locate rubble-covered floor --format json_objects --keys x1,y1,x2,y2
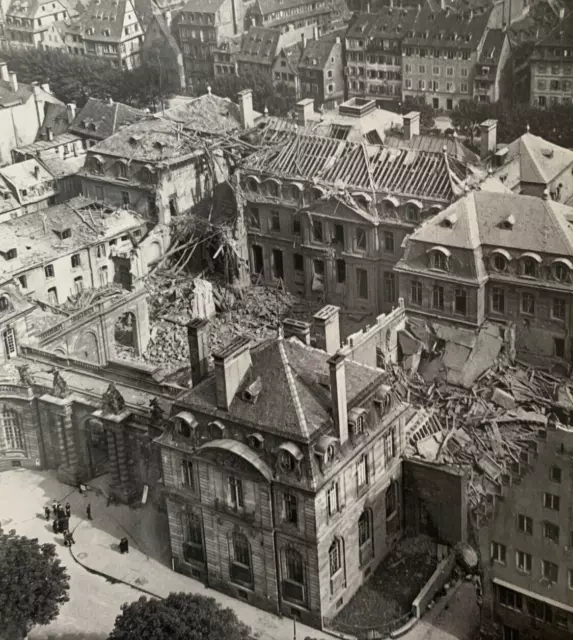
[{"x1": 333, "y1": 536, "x2": 438, "y2": 630}]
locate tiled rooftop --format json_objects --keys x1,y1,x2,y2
[{"x1": 70, "y1": 97, "x2": 147, "y2": 140}]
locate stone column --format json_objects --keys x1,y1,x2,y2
[
  {"x1": 40, "y1": 394, "x2": 78, "y2": 484},
  {"x1": 106, "y1": 430, "x2": 121, "y2": 488},
  {"x1": 115, "y1": 430, "x2": 130, "y2": 487}
]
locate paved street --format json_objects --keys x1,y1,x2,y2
[{"x1": 0, "y1": 469, "x2": 334, "y2": 640}]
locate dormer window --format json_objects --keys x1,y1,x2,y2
[
  {"x1": 246, "y1": 177, "x2": 258, "y2": 192},
  {"x1": 208, "y1": 420, "x2": 225, "y2": 439},
  {"x1": 103, "y1": 28, "x2": 110, "y2": 36},
  {"x1": 61, "y1": 228, "x2": 71, "y2": 239},
  {"x1": 405, "y1": 202, "x2": 421, "y2": 222},
  {"x1": 348, "y1": 407, "x2": 368, "y2": 438},
  {"x1": 441, "y1": 213, "x2": 457, "y2": 228},
  {"x1": 491, "y1": 250, "x2": 510, "y2": 273},
  {"x1": 242, "y1": 377, "x2": 262, "y2": 404},
  {"x1": 499, "y1": 214, "x2": 515, "y2": 230},
  {"x1": 276, "y1": 442, "x2": 303, "y2": 474},
  {"x1": 247, "y1": 433, "x2": 264, "y2": 450},
  {"x1": 141, "y1": 167, "x2": 153, "y2": 183},
  {"x1": 0, "y1": 296, "x2": 9, "y2": 312},
  {"x1": 428, "y1": 247, "x2": 450, "y2": 271},
  {"x1": 315, "y1": 435, "x2": 338, "y2": 468},
  {"x1": 5, "y1": 248, "x2": 17, "y2": 260},
  {"x1": 311, "y1": 186, "x2": 325, "y2": 201},
  {"x1": 553, "y1": 259, "x2": 571, "y2": 282},
  {"x1": 90, "y1": 157, "x2": 103, "y2": 174},
  {"x1": 88, "y1": 123, "x2": 97, "y2": 132},
  {"x1": 279, "y1": 450, "x2": 295, "y2": 472},
  {"x1": 116, "y1": 162, "x2": 127, "y2": 179},
  {"x1": 172, "y1": 411, "x2": 198, "y2": 438},
  {"x1": 267, "y1": 180, "x2": 279, "y2": 197},
  {"x1": 520, "y1": 254, "x2": 541, "y2": 278}
]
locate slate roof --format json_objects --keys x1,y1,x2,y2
[
  {"x1": 0, "y1": 159, "x2": 57, "y2": 204},
  {"x1": 0, "y1": 196, "x2": 146, "y2": 282},
  {"x1": 346, "y1": 7, "x2": 418, "y2": 39},
  {"x1": 238, "y1": 26, "x2": 281, "y2": 64},
  {"x1": 404, "y1": 191, "x2": 573, "y2": 256},
  {"x1": 40, "y1": 151, "x2": 86, "y2": 179},
  {"x1": 162, "y1": 92, "x2": 243, "y2": 133},
  {"x1": 298, "y1": 37, "x2": 335, "y2": 70},
  {"x1": 385, "y1": 133, "x2": 480, "y2": 165},
  {"x1": 536, "y1": 10, "x2": 573, "y2": 47},
  {"x1": 179, "y1": 336, "x2": 383, "y2": 441},
  {"x1": 495, "y1": 132, "x2": 573, "y2": 186},
  {"x1": 74, "y1": 0, "x2": 138, "y2": 41},
  {"x1": 478, "y1": 28, "x2": 505, "y2": 65},
  {"x1": 180, "y1": 0, "x2": 225, "y2": 12},
  {"x1": 70, "y1": 97, "x2": 147, "y2": 140},
  {"x1": 6, "y1": 0, "x2": 66, "y2": 18},
  {"x1": 0, "y1": 77, "x2": 62, "y2": 109},
  {"x1": 244, "y1": 133, "x2": 472, "y2": 201},
  {"x1": 404, "y1": 5, "x2": 491, "y2": 48},
  {"x1": 38, "y1": 103, "x2": 70, "y2": 139},
  {"x1": 15, "y1": 132, "x2": 81, "y2": 155}
]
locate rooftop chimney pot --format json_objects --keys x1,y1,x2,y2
[
  {"x1": 9, "y1": 72, "x2": 18, "y2": 93},
  {"x1": 403, "y1": 111, "x2": 420, "y2": 141},
  {"x1": 328, "y1": 352, "x2": 348, "y2": 445},
  {"x1": 213, "y1": 336, "x2": 252, "y2": 410},
  {"x1": 0, "y1": 63, "x2": 8, "y2": 82},
  {"x1": 313, "y1": 305, "x2": 340, "y2": 354},
  {"x1": 187, "y1": 318, "x2": 210, "y2": 387},
  {"x1": 237, "y1": 89, "x2": 254, "y2": 129},
  {"x1": 66, "y1": 102, "x2": 77, "y2": 124},
  {"x1": 479, "y1": 119, "x2": 497, "y2": 160},
  {"x1": 296, "y1": 98, "x2": 314, "y2": 127}
]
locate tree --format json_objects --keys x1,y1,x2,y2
[
  {"x1": 399, "y1": 96, "x2": 435, "y2": 131},
  {"x1": 450, "y1": 100, "x2": 499, "y2": 145},
  {"x1": 108, "y1": 592, "x2": 256, "y2": 640},
  {"x1": 0, "y1": 528, "x2": 70, "y2": 640}
]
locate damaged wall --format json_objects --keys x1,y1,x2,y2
[{"x1": 403, "y1": 458, "x2": 468, "y2": 546}]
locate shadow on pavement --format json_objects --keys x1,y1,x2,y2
[{"x1": 39, "y1": 633, "x2": 109, "y2": 640}]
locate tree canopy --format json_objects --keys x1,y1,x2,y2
[
  {"x1": 0, "y1": 528, "x2": 70, "y2": 640},
  {"x1": 108, "y1": 592, "x2": 256, "y2": 640},
  {"x1": 399, "y1": 96, "x2": 435, "y2": 132}
]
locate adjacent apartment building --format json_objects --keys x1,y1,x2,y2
[
  {"x1": 529, "y1": 11, "x2": 573, "y2": 108},
  {"x1": 246, "y1": 0, "x2": 349, "y2": 32},
  {"x1": 395, "y1": 189, "x2": 573, "y2": 367},
  {"x1": 158, "y1": 310, "x2": 415, "y2": 628},
  {"x1": 3, "y1": 0, "x2": 71, "y2": 48}
]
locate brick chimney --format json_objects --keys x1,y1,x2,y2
[
  {"x1": 329, "y1": 352, "x2": 348, "y2": 445},
  {"x1": 238, "y1": 89, "x2": 254, "y2": 129},
  {"x1": 314, "y1": 305, "x2": 340, "y2": 355},
  {"x1": 213, "y1": 336, "x2": 252, "y2": 410},
  {"x1": 66, "y1": 102, "x2": 77, "y2": 124},
  {"x1": 296, "y1": 98, "x2": 314, "y2": 127},
  {"x1": 403, "y1": 111, "x2": 420, "y2": 141},
  {"x1": 0, "y1": 63, "x2": 8, "y2": 82},
  {"x1": 9, "y1": 72, "x2": 18, "y2": 93},
  {"x1": 283, "y1": 318, "x2": 311, "y2": 345},
  {"x1": 480, "y1": 119, "x2": 497, "y2": 160},
  {"x1": 187, "y1": 318, "x2": 210, "y2": 386}
]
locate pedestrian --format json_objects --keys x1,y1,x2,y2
[
  {"x1": 86, "y1": 503, "x2": 92, "y2": 520},
  {"x1": 65, "y1": 502, "x2": 71, "y2": 518},
  {"x1": 56, "y1": 502, "x2": 62, "y2": 517},
  {"x1": 61, "y1": 516, "x2": 69, "y2": 533},
  {"x1": 119, "y1": 538, "x2": 125, "y2": 554},
  {"x1": 123, "y1": 537, "x2": 129, "y2": 554},
  {"x1": 63, "y1": 532, "x2": 70, "y2": 547},
  {"x1": 78, "y1": 483, "x2": 84, "y2": 496},
  {"x1": 44, "y1": 506, "x2": 51, "y2": 520},
  {"x1": 68, "y1": 531, "x2": 75, "y2": 546},
  {"x1": 52, "y1": 500, "x2": 57, "y2": 516},
  {"x1": 52, "y1": 519, "x2": 59, "y2": 534}
]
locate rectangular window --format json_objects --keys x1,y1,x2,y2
[
  {"x1": 356, "y1": 228, "x2": 367, "y2": 251},
  {"x1": 249, "y1": 207, "x2": 260, "y2": 229},
  {"x1": 542, "y1": 560, "x2": 559, "y2": 582},
  {"x1": 271, "y1": 249, "x2": 284, "y2": 280},
  {"x1": 553, "y1": 297, "x2": 566, "y2": 319},
  {"x1": 492, "y1": 287, "x2": 505, "y2": 313},
  {"x1": 498, "y1": 586, "x2": 523, "y2": 611},
  {"x1": 96, "y1": 244, "x2": 106, "y2": 259},
  {"x1": 228, "y1": 476, "x2": 244, "y2": 509},
  {"x1": 550, "y1": 466, "x2": 562, "y2": 483},
  {"x1": 544, "y1": 492, "x2": 560, "y2": 511},
  {"x1": 45, "y1": 264, "x2": 55, "y2": 279},
  {"x1": 384, "y1": 230, "x2": 394, "y2": 252},
  {"x1": 327, "y1": 482, "x2": 339, "y2": 515},
  {"x1": 383, "y1": 272, "x2": 395, "y2": 303},
  {"x1": 99, "y1": 266, "x2": 109, "y2": 285},
  {"x1": 432, "y1": 285, "x2": 444, "y2": 310},
  {"x1": 521, "y1": 292, "x2": 535, "y2": 315},
  {"x1": 73, "y1": 276, "x2": 83, "y2": 293},
  {"x1": 313, "y1": 260, "x2": 325, "y2": 291},
  {"x1": 47, "y1": 287, "x2": 58, "y2": 306},
  {"x1": 461, "y1": 83, "x2": 468, "y2": 93},
  {"x1": 554, "y1": 337, "x2": 565, "y2": 358},
  {"x1": 334, "y1": 224, "x2": 344, "y2": 245},
  {"x1": 516, "y1": 550, "x2": 532, "y2": 573},
  {"x1": 433, "y1": 65, "x2": 440, "y2": 75},
  {"x1": 312, "y1": 220, "x2": 323, "y2": 243},
  {"x1": 283, "y1": 493, "x2": 298, "y2": 525},
  {"x1": 18, "y1": 275, "x2": 27, "y2": 289},
  {"x1": 270, "y1": 210, "x2": 280, "y2": 232},
  {"x1": 454, "y1": 289, "x2": 467, "y2": 316},
  {"x1": 384, "y1": 427, "x2": 396, "y2": 461},
  {"x1": 491, "y1": 541, "x2": 506, "y2": 564},
  {"x1": 336, "y1": 259, "x2": 346, "y2": 284},
  {"x1": 357, "y1": 454, "x2": 368, "y2": 488},
  {"x1": 181, "y1": 459, "x2": 194, "y2": 489},
  {"x1": 292, "y1": 217, "x2": 301, "y2": 235},
  {"x1": 543, "y1": 521, "x2": 560, "y2": 543},
  {"x1": 293, "y1": 253, "x2": 304, "y2": 272},
  {"x1": 121, "y1": 191, "x2": 130, "y2": 205},
  {"x1": 71, "y1": 254, "x2": 81, "y2": 269},
  {"x1": 355, "y1": 268, "x2": 368, "y2": 300},
  {"x1": 411, "y1": 280, "x2": 422, "y2": 305},
  {"x1": 517, "y1": 514, "x2": 533, "y2": 534}
]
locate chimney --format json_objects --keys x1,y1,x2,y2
[
  {"x1": 328, "y1": 353, "x2": 348, "y2": 445},
  {"x1": 66, "y1": 102, "x2": 77, "y2": 124},
  {"x1": 187, "y1": 318, "x2": 210, "y2": 386},
  {"x1": 0, "y1": 63, "x2": 9, "y2": 82},
  {"x1": 440, "y1": 0, "x2": 446, "y2": 9},
  {"x1": 314, "y1": 305, "x2": 340, "y2": 355},
  {"x1": 301, "y1": 32, "x2": 306, "y2": 50},
  {"x1": 34, "y1": 165, "x2": 40, "y2": 179},
  {"x1": 336, "y1": 35, "x2": 341, "y2": 44},
  {"x1": 41, "y1": 82, "x2": 50, "y2": 93},
  {"x1": 296, "y1": 98, "x2": 314, "y2": 127},
  {"x1": 480, "y1": 119, "x2": 497, "y2": 160},
  {"x1": 46, "y1": 128, "x2": 54, "y2": 141},
  {"x1": 165, "y1": 9, "x2": 172, "y2": 27},
  {"x1": 237, "y1": 89, "x2": 254, "y2": 129},
  {"x1": 313, "y1": 25, "x2": 318, "y2": 40},
  {"x1": 403, "y1": 111, "x2": 420, "y2": 141},
  {"x1": 213, "y1": 336, "x2": 252, "y2": 410},
  {"x1": 283, "y1": 318, "x2": 311, "y2": 345},
  {"x1": 9, "y1": 72, "x2": 18, "y2": 93},
  {"x1": 543, "y1": 188, "x2": 550, "y2": 201}
]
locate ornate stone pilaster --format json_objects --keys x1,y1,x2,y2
[{"x1": 40, "y1": 394, "x2": 78, "y2": 485}]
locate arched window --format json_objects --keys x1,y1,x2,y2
[
  {"x1": 0, "y1": 296, "x2": 9, "y2": 312},
  {"x1": 230, "y1": 532, "x2": 252, "y2": 586},
  {"x1": 553, "y1": 260, "x2": 570, "y2": 282},
  {"x1": 492, "y1": 253, "x2": 508, "y2": 272},
  {"x1": 141, "y1": 167, "x2": 153, "y2": 183},
  {"x1": 182, "y1": 512, "x2": 204, "y2": 564},
  {"x1": 406, "y1": 204, "x2": 420, "y2": 222},
  {"x1": 279, "y1": 449, "x2": 295, "y2": 472},
  {"x1": 283, "y1": 548, "x2": 305, "y2": 603},
  {"x1": 430, "y1": 249, "x2": 448, "y2": 271},
  {"x1": 0, "y1": 407, "x2": 24, "y2": 451},
  {"x1": 520, "y1": 256, "x2": 540, "y2": 278},
  {"x1": 329, "y1": 538, "x2": 341, "y2": 576},
  {"x1": 90, "y1": 157, "x2": 103, "y2": 174},
  {"x1": 116, "y1": 162, "x2": 127, "y2": 178},
  {"x1": 311, "y1": 186, "x2": 324, "y2": 201},
  {"x1": 246, "y1": 177, "x2": 258, "y2": 192},
  {"x1": 267, "y1": 180, "x2": 279, "y2": 197}
]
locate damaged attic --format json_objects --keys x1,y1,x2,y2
[{"x1": 3, "y1": 87, "x2": 573, "y2": 640}]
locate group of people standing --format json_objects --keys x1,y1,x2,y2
[{"x1": 45, "y1": 501, "x2": 75, "y2": 547}]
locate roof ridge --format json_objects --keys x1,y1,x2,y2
[{"x1": 278, "y1": 339, "x2": 310, "y2": 439}]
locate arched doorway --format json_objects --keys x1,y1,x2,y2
[
  {"x1": 74, "y1": 331, "x2": 101, "y2": 364},
  {"x1": 86, "y1": 418, "x2": 108, "y2": 478},
  {"x1": 113, "y1": 311, "x2": 138, "y2": 357}
]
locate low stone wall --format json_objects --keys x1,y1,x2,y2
[{"x1": 411, "y1": 552, "x2": 457, "y2": 619}]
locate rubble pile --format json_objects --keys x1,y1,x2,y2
[
  {"x1": 390, "y1": 357, "x2": 563, "y2": 514},
  {"x1": 143, "y1": 274, "x2": 320, "y2": 368}
]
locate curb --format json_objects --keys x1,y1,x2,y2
[{"x1": 68, "y1": 544, "x2": 164, "y2": 601}]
